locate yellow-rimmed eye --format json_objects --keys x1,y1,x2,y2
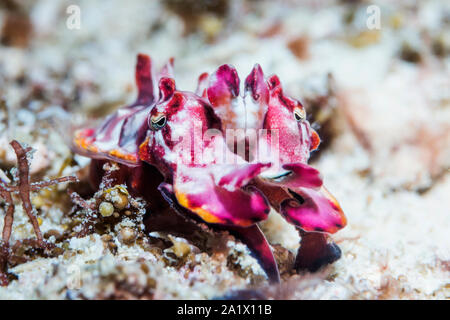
[
  {"x1": 294, "y1": 107, "x2": 306, "y2": 122},
  {"x1": 150, "y1": 114, "x2": 167, "y2": 130}
]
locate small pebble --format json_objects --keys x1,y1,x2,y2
[
  {"x1": 44, "y1": 229, "x2": 61, "y2": 241},
  {"x1": 119, "y1": 227, "x2": 137, "y2": 245},
  {"x1": 400, "y1": 42, "x2": 422, "y2": 63},
  {"x1": 112, "y1": 192, "x2": 128, "y2": 210},
  {"x1": 99, "y1": 202, "x2": 114, "y2": 217},
  {"x1": 169, "y1": 236, "x2": 191, "y2": 258},
  {"x1": 101, "y1": 234, "x2": 113, "y2": 242}
]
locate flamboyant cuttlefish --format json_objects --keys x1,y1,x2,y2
[{"x1": 73, "y1": 54, "x2": 347, "y2": 283}]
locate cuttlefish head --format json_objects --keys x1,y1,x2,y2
[
  {"x1": 139, "y1": 77, "x2": 271, "y2": 227},
  {"x1": 198, "y1": 63, "x2": 320, "y2": 176},
  {"x1": 257, "y1": 74, "x2": 320, "y2": 179},
  {"x1": 72, "y1": 54, "x2": 176, "y2": 166},
  {"x1": 254, "y1": 74, "x2": 346, "y2": 234},
  {"x1": 139, "y1": 77, "x2": 222, "y2": 173}
]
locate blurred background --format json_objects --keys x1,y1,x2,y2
[{"x1": 0, "y1": 0, "x2": 448, "y2": 299}]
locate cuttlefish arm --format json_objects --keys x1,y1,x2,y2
[
  {"x1": 252, "y1": 176, "x2": 345, "y2": 272},
  {"x1": 261, "y1": 162, "x2": 346, "y2": 234},
  {"x1": 206, "y1": 64, "x2": 241, "y2": 129},
  {"x1": 280, "y1": 186, "x2": 346, "y2": 234},
  {"x1": 225, "y1": 224, "x2": 280, "y2": 283},
  {"x1": 173, "y1": 163, "x2": 271, "y2": 227},
  {"x1": 267, "y1": 163, "x2": 323, "y2": 189}
]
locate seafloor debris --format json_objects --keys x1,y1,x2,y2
[
  {"x1": 164, "y1": 0, "x2": 229, "y2": 37},
  {"x1": 288, "y1": 35, "x2": 310, "y2": 60},
  {"x1": 0, "y1": 1, "x2": 33, "y2": 48},
  {"x1": 0, "y1": 140, "x2": 78, "y2": 285},
  {"x1": 68, "y1": 162, "x2": 147, "y2": 242},
  {"x1": 399, "y1": 41, "x2": 422, "y2": 64},
  {"x1": 432, "y1": 31, "x2": 450, "y2": 58}
]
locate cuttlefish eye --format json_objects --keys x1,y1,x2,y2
[
  {"x1": 294, "y1": 107, "x2": 306, "y2": 122},
  {"x1": 150, "y1": 114, "x2": 167, "y2": 130}
]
